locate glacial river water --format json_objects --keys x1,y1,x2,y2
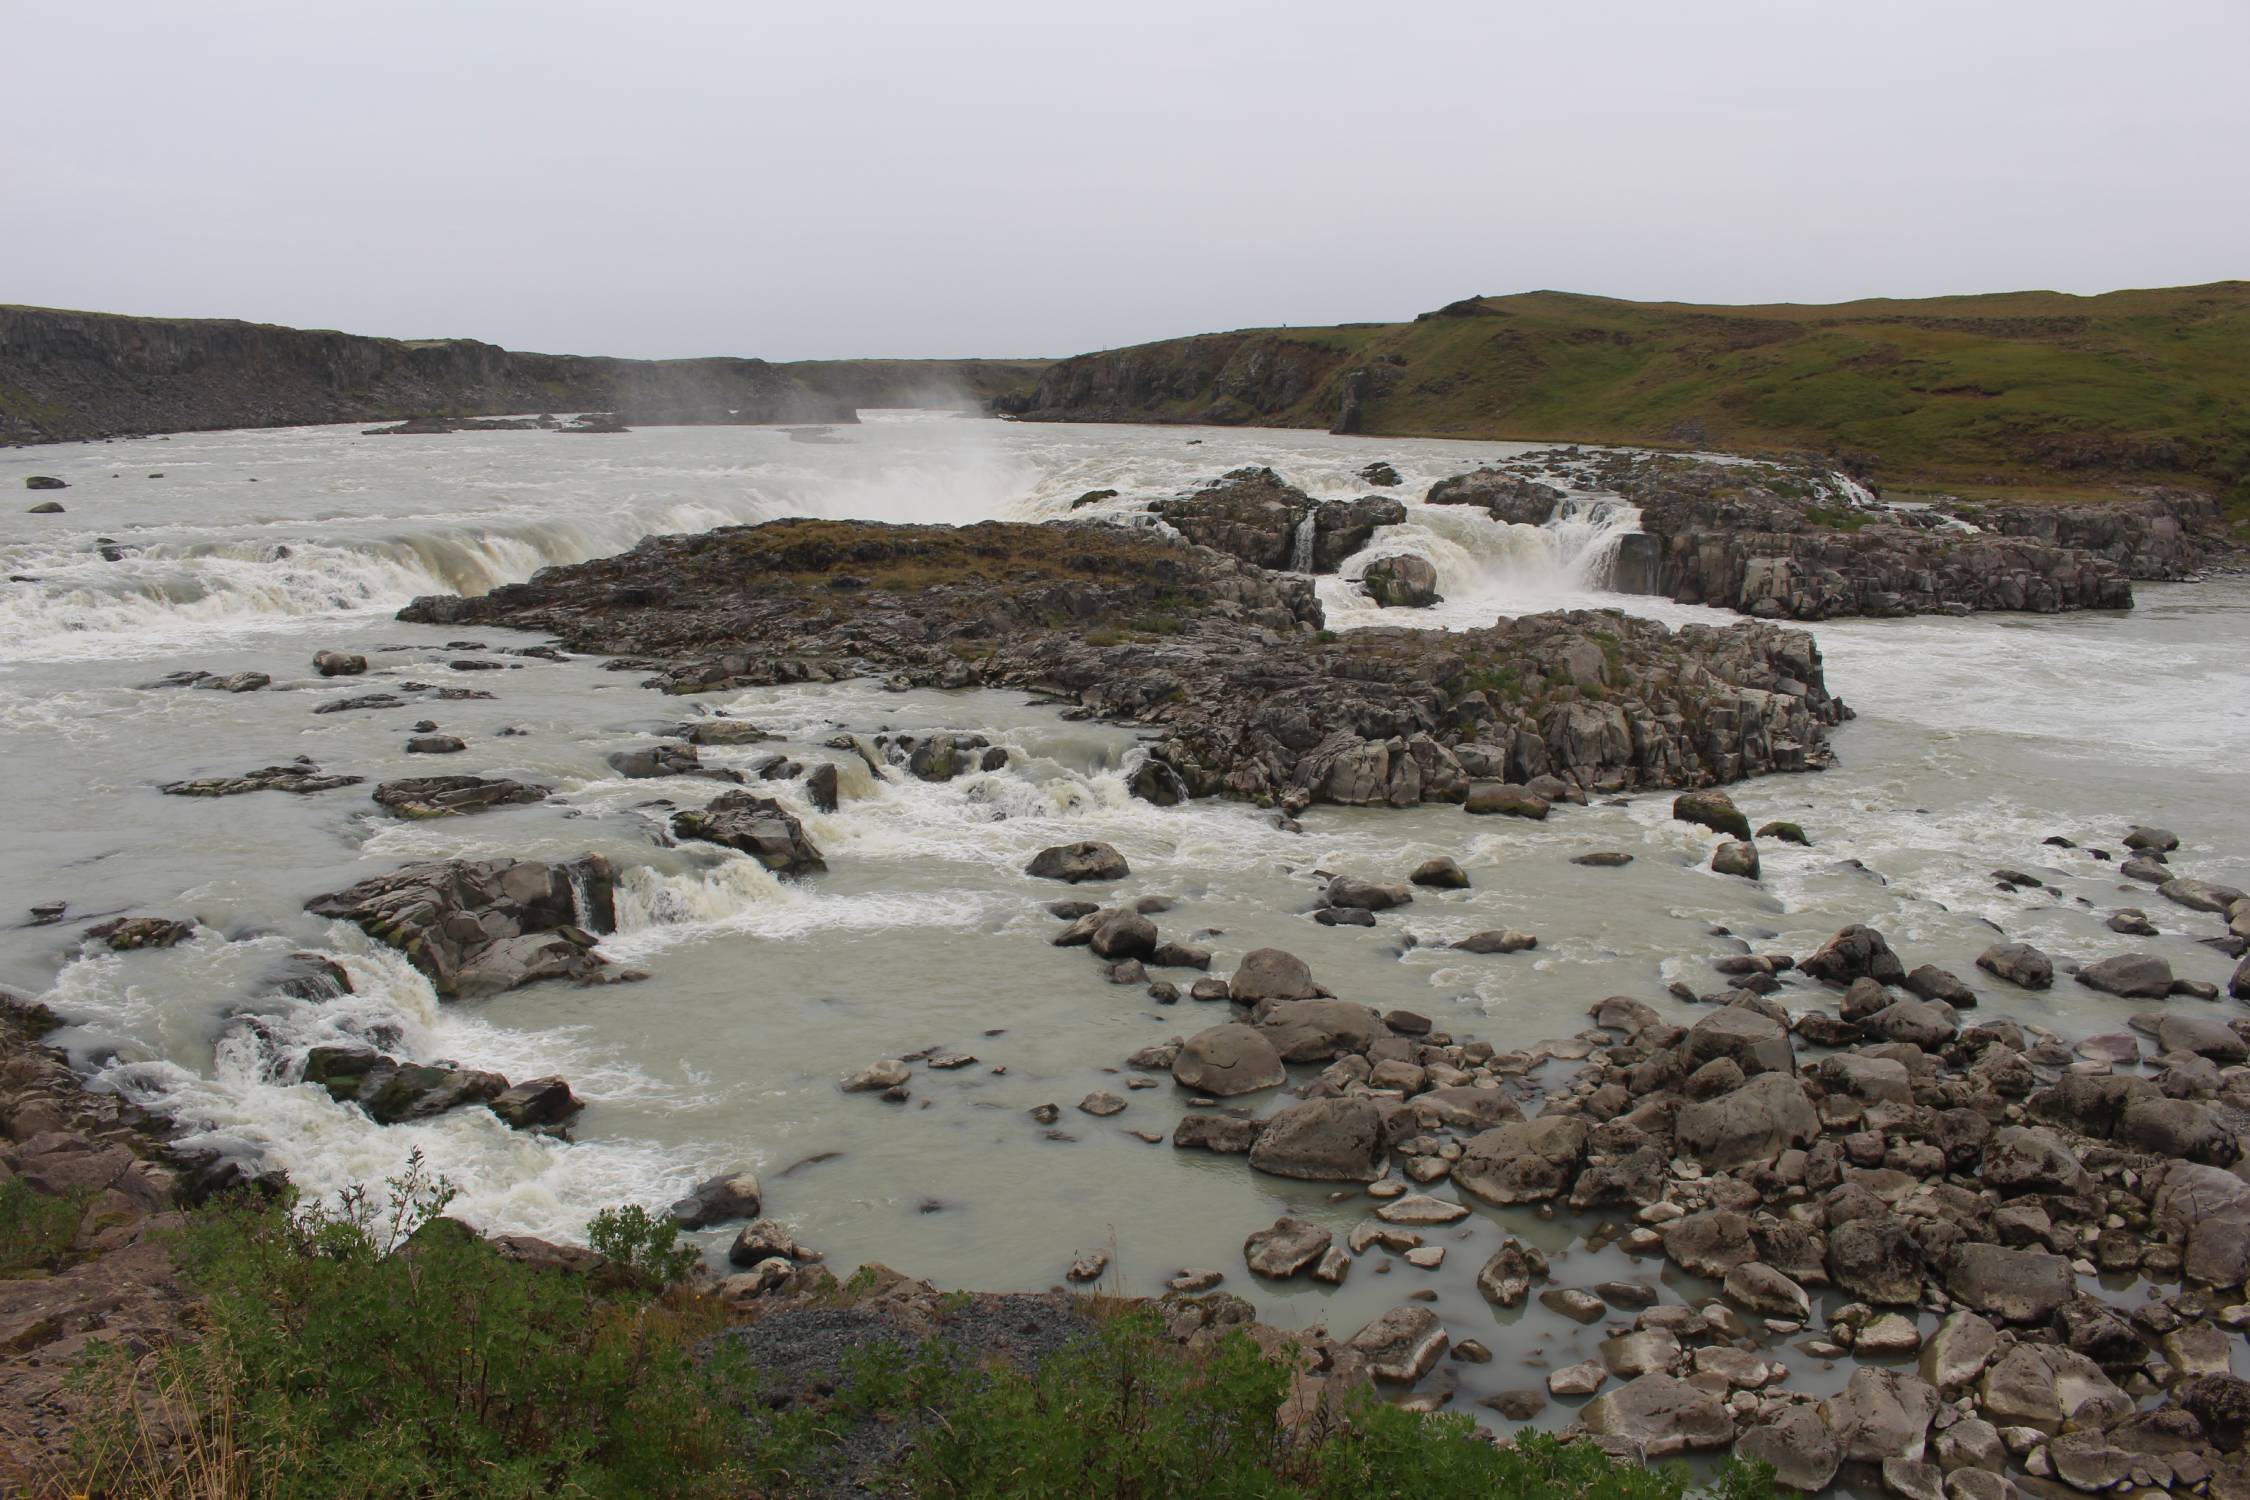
[{"x1": 3, "y1": 413, "x2": 2246, "y2": 1418}]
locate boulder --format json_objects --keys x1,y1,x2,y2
[
  {"x1": 1171, "y1": 1025, "x2": 1287, "y2": 1096},
  {"x1": 1244, "y1": 1217, "x2": 1331, "y2": 1278},
  {"x1": 1464, "y1": 784, "x2": 1550, "y2": 819},
  {"x1": 1981, "y1": 1126, "x2": 2091, "y2": 1196},
  {"x1": 1661, "y1": 1211, "x2": 1756, "y2": 1280},
  {"x1": 1674, "y1": 1072, "x2": 1817, "y2": 1170},
  {"x1": 672, "y1": 791, "x2": 826, "y2": 875},
  {"x1": 1673, "y1": 790, "x2": 1751, "y2": 840},
  {"x1": 1977, "y1": 1344, "x2": 2128, "y2": 1434},
  {"x1": 1025, "y1": 841, "x2": 1129, "y2": 883},
  {"x1": 313, "y1": 650, "x2": 367, "y2": 677},
  {"x1": 1089, "y1": 910, "x2": 1159, "y2": 960},
  {"x1": 1453, "y1": 1115, "x2": 1589, "y2": 1206},
  {"x1": 1975, "y1": 942, "x2": 2053, "y2": 990},
  {"x1": 1475, "y1": 1238, "x2": 1548, "y2": 1308},
  {"x1": 2075, "y1": 952, "x2": 2175, "y2": 998},
  {"x1": 1943, "y1": 1243, "x2": 2073, "y2": 1323},
  {"x1": 1800, "y1": 924, "x2": 1907, "y2": 986},
  {"x1": 1738, "y1": 1403, "x2": 1844, "y2": 1492},
  {"x1": 1722, "y1": 1261, "x2": 1810, "y2": 1320},
  {"x1": 488, "y1": 1076, "x2": 582, "y2": 1130},
  {"x1": 1346, "y1": 1306, "x2": 1448, "y2": 1382},
  {"x1": 1827, "y1": 1219, "x2": 1924, "y2": 1305},
  {"x1": 304, "y1": 857, "x2": 615, "y2": 998},
  {"x1": 1579, "y1": 1374, "x2": 1737, "y2": 1458},
  {"x1": 2161, "y1": 877, "x2": 2247, "y2": 914},
  {"x1": 1360, "y1": 554, "x2": 1443, "y2": 609},
  {"x1": 1247, "y1": 1097, "x2": 1390, "y2": 1182},
  {"x1": 1253, "y1": 998, "x2": 1386, "y2": 1061},
  {"x1": 1710, "y1": 840, "x2": 1761, "y2": 879},
  {"x1": 1228, "y1": 948, "x2": 1319, "y2": 1003},
  {"x1": 670, "y1": 1169, "x2": 763, "y2": 1227},
  {"x1": 1326, "y1": 875, "x2": 1412, "y2": 911},
  {"x1": 1904, "y1": 964, "x2": 1976, "y2": 1006},
  {"x1": 1820, "y1": 1367, "x2": 1939, "y2": 1464},
  {"x1": 1683, "y1": 1005, "x2": 1795, "y2": 1076},
  {"x1": 1918, "y1": 1311, "x2": 2000, "y2": 1396},
  {"x1": 1451, "y1": 929, "x2": 1537, "y2": 954},
  {"x1": 1408, "y1": 856, "x2": 1468, "y2": 889}
]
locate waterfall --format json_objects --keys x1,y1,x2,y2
[
  {"x1": 1543, "y1": 497, "x2": 1645, "y2": 590},
  {"x1": 1290, "y1": 514, "x2": 1318, "y2": 573}
]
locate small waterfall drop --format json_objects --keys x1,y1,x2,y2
[{"x1": 1290, "y1": 514, "x2": 1317, "y2": 573}]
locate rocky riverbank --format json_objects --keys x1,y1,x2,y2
[
  {"x1": 399, "y1": 516, "x2": 1847, "y2": 808},
  {"x1": 1410, "y1": 451, "x2": 2242, "y2": 621}
]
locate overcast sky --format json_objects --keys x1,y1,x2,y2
[{"x1": 5, "y1": 0, "x2": 2245, "y2": 360}]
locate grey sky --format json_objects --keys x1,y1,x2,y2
[{"x1": 6, "y1": 0, "x2": 2245, "y2": 360}]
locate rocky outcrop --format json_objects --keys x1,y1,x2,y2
[
  {"x1": 400, "y1": 518, "x2": 1849, "y2": 809},
  {"x1": 304, "y1": 857, "x2": 618, "y2": 998},
  {"x1": 1567, "y1": 453, "x2": 2238, "y2": 620},
  {"x1": 1149, "y1": 467, "x2": 1404, "y2": 573},
  {"x1": 371, "y1": 775, "x2": 549, "y2": 818},
  {"x1": 671, "y1": 792, "x2": 826, "y2": 875}
]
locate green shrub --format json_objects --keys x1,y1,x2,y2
[
  {"x1": 74, "y1": 1153, "x2": 741, "y2": 1499},
  {"x1": 587, "y1": 1203, "x2": 701, "y2": 1286}
]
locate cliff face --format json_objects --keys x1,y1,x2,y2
[
  {"x1": 0, "y1": 306, "x2": 867, "y2": 442},
  {"x1": 1000, "y1": 331, "x2": 1355, "y2": 428}
]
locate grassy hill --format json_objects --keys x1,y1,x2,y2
[{"x1": 1006, "y1": 282, "x2": 2250, "y2": 507}]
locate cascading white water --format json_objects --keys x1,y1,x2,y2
[
  {"x1": 1322, "y1": 491, "x2": 1657, "y2": 629},
  {"x1": 1290, "y1": 514, "x2": 1317, "y2": 572}
]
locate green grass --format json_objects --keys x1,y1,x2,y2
[
  {"x1": 1007, "y1": 282, "x2": 2250, "y2": 506},
  {"x1": 59, "y1": 1155, "x2": 1777, "y2": 1500},
  {"x1": 0, "y1": 1177, "x2": 81, "y2": 1276}
]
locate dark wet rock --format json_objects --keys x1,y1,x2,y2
[
  {"x1": 1247, "y1": 1097, "x2": 1390, "y2": 1182},
  {"x1": 303, "y1": 1046, "x2": 507, "y2": 1124},
  {"x1": 83, "y1": 916, "x2": 193, "y2": 950},
  {"x1": 1903, "y1": 964, "x2": 1975, "y2": 1006},
  {"x1": 162, "y1": 762, "x2": 364, "y2": 797},
  {"x1": 406, "y1": 735, "x2": 467, "y2": 754},
  {"x1": 1978, "y1": 1344, "x2": 2128, "y2": 1434},
  {"x1": 372, "y1": 775, "x2": 549, "y2": 818},
  {"x1": 672, "y1": 791, "x2": 826, "y2": 875},
  {"x1": 1674, "y1": 790, "x2": 1752, "y2": 841},
  {"x1": 1464, "y1": 784, "x2": 1549, "y2": 819},
  {"x1": 1426, "y1": 468, "x2": 1564, "y2": 526},
  {"x1": 1800, "y1": 924, "x2": 1907, "y2": 986},
  {"x1": 1709, "y1": 840, "x2": 1759, "y2": 879},
  {"x1": 1172, "y1": 1025, "x2": 1285, "y2": 1096},
  {"x1": 606, "y1": 742, "x2": 741, "y2": 782},
  {"x1": 1089, "y1": 910, "x2": 1158, "y2": 960},
  {"x1": 1452, "y1": 929, "x2": 1536, "y2": 954},
  {"x1": 1326, "y1": 875, "x2": 1412, "y2": 911},
  {"x1": 1127, "y1": 757, "x2": 1188, "y2": 806},
  {"x1": 25, "y1": 498, "x2": 64, "y2": 513},
  {"x1": 1359, "y1": 462, "x2": 1400, "y2": 488},
  {"x1": 1025, "y1": 841, "x2": 1129, "y2": 883},
  {"x1": 489, "y1": 1076, "x2": 583, "y2": 1130},
  {"x1": 671, "y1": 1169, "x2": 763, "y2": 1228},
  {"x1": 1573, "y1": 851, "x2": 1635, "y2": 867},
  {"x1": 1981, "y1": 1126, "x2": 2091, "y2": 1195},
  {"x1": 313, "y1": 692, "x2": 406, "y2": 714},
  {"x1": 313, "y1": 650, "x2": 367, "y2": 677},
  {"x1": 1757, "y1": 820, "x2": 1810, "y2": 846},
  {"x1": 803, "y1": 761, "x2": 842, "y2": 813},
  {"x1": 1821, "y1": 1366, "x2": 1939, "y2": 1464},
  {"x1": 1408, "y1": 855, "x2": 1468, "y2": 889},
  {"x1": 268, "y1": 951, "x2": 353, "y2": 1001},
  {"x1": 25, "y1": 475, "x2": 68, "y2": 490},
  {"x1": 1859, "y1": 997, "x2": 1958, "y2": 1049},
  {"x1": 1975, "y1": 942, "x2": 2053, "y2": 990},
  {"x1": 2076, "y1": 952, "x2": 2175, "y2": 998},
  {"x1": 304, "y1": 856, "x2": 615, "y2": 998},
  {"x1": 1360, "y1": 554, "x2": 1442, "y2": 609},
  {"x1": 675, "y1": 718, "x2": 772, "y2": 746},
  {"x1": 1252, "y1": 998, "x2": 1386, "y2": 1062}
]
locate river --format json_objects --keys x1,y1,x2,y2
[{"x1": 4, "y1": 411, "x2": 2246, "y2": 1418}]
